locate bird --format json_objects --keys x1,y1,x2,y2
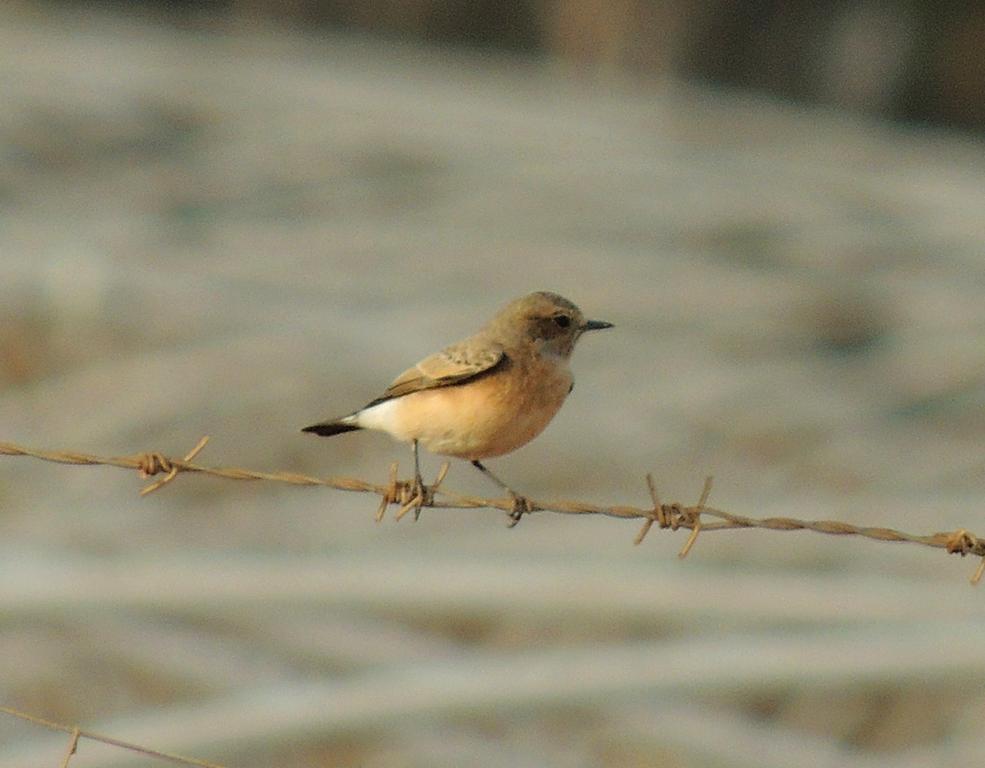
[{"x1": 302, "y1": 291, "x2": 613, "y2": 523}]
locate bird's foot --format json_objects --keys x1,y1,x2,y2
[
  {"x1": 411, "y1": 474, "x2": 431, "y2": 521},
  {"x1": 388, "y1": 462, "x2": 449, "y2": 522},
  {"x1": 506, "y1": 492, "x2": 533, "y2": 528},
  {"x1": 394, "y1": 474, "x2": 432, "y2": 521}
]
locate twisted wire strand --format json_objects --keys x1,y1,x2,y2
[
  {"x1": 1, "y1": 437, "x2": 983, "y2": 584},
  {"x1": 2, "y1": 435, "x2": 984, "y2": 766},
  {"x1": 0, "y1": 705, "x2": 227, "y2": 768}
]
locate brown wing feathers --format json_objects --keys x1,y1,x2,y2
[{"x1": 301, "y1": 340, "x2": 505, "y2": 436}]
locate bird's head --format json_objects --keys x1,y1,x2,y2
[{"x1": 492, "y1": 291, "x2": 613, "y2": 359}]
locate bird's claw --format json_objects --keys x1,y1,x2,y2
[
  {"x1": 506, "y1": 493, "x2": 532, "y2": 527},
  {"x1": 384, "y1": 461, "x2": 448, "y2": 523},
  {"x1": 412, "y1": 476, "x2": 430, "y2": 521},
  {"x1": 395, "y1": 475, "x2": 432, "y2": 521}
]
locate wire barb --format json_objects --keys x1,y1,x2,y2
[
  {"x1": 944, "y1": 529, "x2": 985, "y2": 585},
  {"x1": 633, "y1": 473, "x2": 661, "y2": 545},
  {"x1": 59, "y1": 726, "x2": 80, "y2": 768},
  {"x1": 677, "y1": 476, "x2": 713, "y2": 559},
  {"x1": 377, "y1": 462, "x2": 401, "y2": 522},
  {"x1": 0, "y1": 705, "x2": 229, "y2": 768},
  {"x1": 1, "y1": 438, "x2": 984, "y2": 584},
  {"x1": 389, "y1": 461, "x2": 450, "y2": 522},
  {"x1": 138, "y1": 435, "x2": 210, "y2": 496}
]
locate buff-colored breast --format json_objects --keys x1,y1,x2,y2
[{"x1": 384, "y1": 354, "x2": 573, "y2": 459}]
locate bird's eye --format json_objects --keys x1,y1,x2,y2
[{"x1": 553, "y1": 314, "x2": 571, "y2": 328}]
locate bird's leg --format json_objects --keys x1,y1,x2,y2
[
  {"x1": 393, "y1": 441, "x2": 445, "y2": 522},
  {"x1": 411, "y1": 439, "x2": 426, "y2": 521},
  {"x1": 470, "y1": 460, "x2": 532, "y2": 527}
]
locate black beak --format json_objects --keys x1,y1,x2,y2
[{"x1": 581, "y1": 319, "x2": 614, "y2": 332}]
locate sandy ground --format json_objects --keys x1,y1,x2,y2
[{"x1": 1, "y1": 5, "x2": 985, "y2": 767}]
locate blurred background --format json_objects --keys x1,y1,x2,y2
[{"x1": 2, "y1": 1, "x2": 985, "y2": 766}]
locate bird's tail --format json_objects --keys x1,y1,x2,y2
[{"x1": 301, "y1": 416, "x2": 361, "y2": 437}]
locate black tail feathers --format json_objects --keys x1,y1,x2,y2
[{"x1": 301, "y1": 420, "x2": 361, "y2": 437}]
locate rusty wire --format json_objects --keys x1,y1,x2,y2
[
  {"x1": 0, "y1": 705, "x2": 228, "y2": 768},
  {"x1": 2, "y1": 436, "x2": 984, "y2": 767},
  {"x1": 1, "y1": 436, "x2": 984, "y2": 584}
]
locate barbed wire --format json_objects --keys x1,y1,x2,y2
[
  {"x1": 0, "y1": 704, "x2": 228, "y2": 768},
  {"x1": 2, "y1": 436, "x2": 984, "y2": 584},
  {"x1": 2, "y1": 435, "x2": 983, "y2": 767}
]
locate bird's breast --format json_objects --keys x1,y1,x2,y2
[{"x1": 385, "y1": 353, "x2": 573, "y2": 459}]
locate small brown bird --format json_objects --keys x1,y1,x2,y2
[{"x1": 303, "y1": 291, "x2": 612, "y2": 522}]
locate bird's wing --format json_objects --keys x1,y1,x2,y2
[{"x1": 376, "y1": 339, "x2": 505, "y2": 401}]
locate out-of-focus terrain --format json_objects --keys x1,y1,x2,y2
[{"x1": 1, "y1": 4, "x2": 985, "y2": 767}]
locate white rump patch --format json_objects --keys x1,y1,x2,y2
[{"x1": 353, "y1": 398, "x2": 399, "y2": 432}]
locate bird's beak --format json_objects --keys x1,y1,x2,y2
[{"x1": 581, "y1": 319, "x2": 614, "y2": 332}]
